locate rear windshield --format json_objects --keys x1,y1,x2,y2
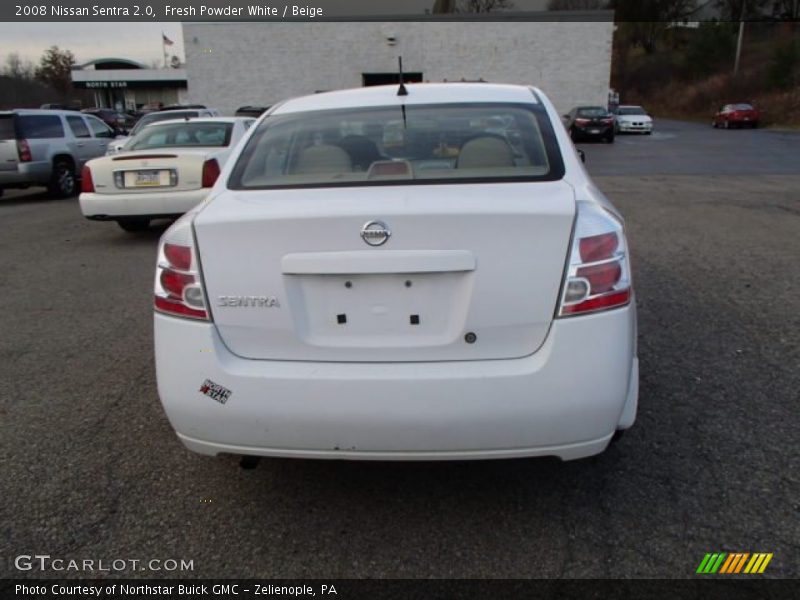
[
  {"x1": 127, "y1": 122, "x2": 233, "y2": 150},
  {"x1": 0, "y1": 115, "x2": 15, "y2": 139},
  {"x1": 130, "y1": 111, "x2": 200, "y2": 135},
  {"x1": 16, "y1": 115, "x2": 65, "y2": 138},
  {"x1": 577, "y1": 107, "x2": 609, "y2": 117},
  {"x1": 732, "y1": 103, "x2": 754, "y2": 110},
  {"x1": 229, "y1": 103, "x2": 564, "y2": 189}
]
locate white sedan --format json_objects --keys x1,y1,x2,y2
[
  {"x1": 79, "y1": 117, "x2": 254, "y2": 232},
  {"x1": 614, "y1": 105, "x2": 653, "y2": 134},
  {"x1": 154, "y1": 84, "x2": 638, "y2": 462}
]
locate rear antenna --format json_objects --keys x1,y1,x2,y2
[{"x1": 397, "y1": 57, "x2": 408, "y2": 97}]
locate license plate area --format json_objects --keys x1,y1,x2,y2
[
  {"x1": 123, "y1": 169, "x2": 174, "y2": 188},
  {"x1": 285, "y1": 272, "x2": 473, "y2": 348}
]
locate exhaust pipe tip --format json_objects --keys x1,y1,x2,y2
[{"x1": 239, "y1": 455, "x2": 260, "y2": 470}]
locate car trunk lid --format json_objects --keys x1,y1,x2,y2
[
  {"x1": 194, "y1": 181, "x2": 576, "y2": 362},
  {"x1": 90, "y1": 149, "x2": 214, "y2": 193}
]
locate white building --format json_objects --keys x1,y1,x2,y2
[
  {"x1": 71, "y1": 58, "x2": 188, "y2": 111},
  {"x1": 183, "y1": 16, "x2": 615, "y2": 115}
]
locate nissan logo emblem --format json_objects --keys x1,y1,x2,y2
[{"x1": 360, "y1": 220, "x2": 391, "y2": 247}]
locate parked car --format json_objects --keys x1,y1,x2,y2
[
  {"x1": 0, "y1": 109, "x2": 114, "y2": 198},
  {"x1": 713, "y1": 103, "x2": 760, "y2": 129},
  {"x1": 613, "y1": 105, "x2": 653, "y2": 134},
  {"x1": 105, "y1": 108, "x2": 220, "y2": 155},
  {"x1": 235, "y1": 105, "x2": 271, "y2": 118},
  {"x1": 79, "y1": 117, "x2": 254, "y2": 231},
  {"x1": 82, "y1": 108, "x2": 135, "y2": 135},
  {"x1": 562, "y1": 106, "x2": 615, "y2": 143},
  {"x1": 153, "y1": 83, "x2": 638, "y2": 463}
]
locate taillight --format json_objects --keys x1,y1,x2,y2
[
  {"x1": 154, "y1": 219, "x2": 209, "y2": 320},
  {"x1": 81, "y1": 165, "x2": 95, "y2": 193},
  {"x1": 575, "y1": 118, "x2": 590, "y2": 125},
  {"x1": 201, "y1": 158, "x2": 220, "y2": 188},
  {"x1": 558, "y1": 202, "x2": 632, "y2": 317},
  {"x1": 17, "y1": 139, "x2": 32, "y2": 162}
]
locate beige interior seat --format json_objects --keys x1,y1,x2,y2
[
  {"x1": 456, "y1": 136, "x2": 515, "y2": 169},
  {"x1": 291, "y1": 144, "x2": 352, "y2": 174}
]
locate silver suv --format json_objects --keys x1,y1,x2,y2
[{"x1": 0, "y1": 109, "x2": 115, "y2": 198}]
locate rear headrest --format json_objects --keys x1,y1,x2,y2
[
  {"x1": 292, "y1": 144, "x2": 352, "y2": 174},
  {"x1": 457, "y1": 136, "x2": 515, "y2": 169}
]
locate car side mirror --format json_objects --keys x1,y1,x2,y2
[{"x1": 578, "y1": 149, "x2": 586, "y2": 164}]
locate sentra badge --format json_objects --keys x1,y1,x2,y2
[{"x1": 217, "y1": 296, "x2": 280, "y2": 308}]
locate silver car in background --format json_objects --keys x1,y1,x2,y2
[{"x1": 0, "y1": 109, "x2": 115, "y2": 198}]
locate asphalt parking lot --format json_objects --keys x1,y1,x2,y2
[{"x1": 1, "y1": 119, "x2": 798, "y2": 579}]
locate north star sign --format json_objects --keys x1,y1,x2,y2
[{"x1": 84, "y1": 81, "x2": 128, "y2": 89}]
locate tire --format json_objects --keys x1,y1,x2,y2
[
  {"x1": 610, "y1": 430, "x2": 626, "y2": 444},
  {"x1": 0, "y1": 188, "x2": 4, "y2": 198},
  {"x1": 569, "y1": 127, "x2": 578, "y2": 142},
  {"x1": 117, "y1": 217, "x2": 151, "y2": 232},
  {"x1": 752, "y1": 121, "x2": 759, "y2": 129},
  {"x1": 47, "y1": 160, "x2": 76, "y2": 198},
  {"x1": 645, "y1": 131, "x2": 652, "y2": 135},
  {"x1": 606, "y1": 134, "x2": 615, "y2": 144},
  {"x1": 712, "y1": 120, "x2": 718, "y2": 128}
]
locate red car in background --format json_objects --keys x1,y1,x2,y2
[{"x1": 713, "y1": 103, "x2": 760, "y2": 129}]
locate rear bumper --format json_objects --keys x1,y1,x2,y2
[
  {"x1": 155, "y1": 304, "x2": 638, "y2": 461},
  {"x1": 79, "y1": 188, "x2": 209, "y2": 218},
  {"x1": 573, "y1": 125, "x2": 614, "y2": 137},
  {"x1": 0, "y1": 162, "x2": 50, "y2": 187}
]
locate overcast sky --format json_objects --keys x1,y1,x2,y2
[
  {"x1": 0, "y1": 1, "x2": 555, "y2": 67},
  {"x1": 0, "y1": 23, "x2": 186, "y2": 67}
]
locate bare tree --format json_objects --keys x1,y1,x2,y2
[
  {"x1": 547, "y1": 0, "x2": 605, "y2": 9},
  {"x1": 35, "y1": 46, "x2": 75, "y2": 94},
  {"x1": 454, "y1": 0, "x2": 515, "y2": 13},
  {"x1": 5, "y1": 53, "x2": 34, "y2": 79}
]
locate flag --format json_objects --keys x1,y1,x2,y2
[{"x1": 162, "y1": 33, "x2": 174, "y2": 46}]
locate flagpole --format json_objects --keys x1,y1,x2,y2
[{"x1": 162, "y1": 32, "x2": 168, "y2": 69}]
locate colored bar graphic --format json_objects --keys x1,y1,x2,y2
[
  {"x1": 733, "y1": 553, "x2": 750, "y2": 573},
  {"x1": 696, "y1": 554, "x2": 713, "y2": 574},
  {"x1": 758, "y1": 554, "x2": 773, "y2": 573},
  {"x1": 719, "y1": 554, "x2": 736, "y2": 574},
  {"x1": 701, "y1": 552, "x2": 772, "y2": 574},
  {"x1": 710, "y1": 553, "x2": 726, "y2": 573}
]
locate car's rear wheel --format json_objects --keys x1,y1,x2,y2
[
  {"x1": 47, "y1": 160, "x2": 76, "y2": 198},
  {"x1": 712, "y1": 120, "x2": 718, "y2": 128},
  {"x1": 117, "y1": 217, "x2": 151, "y2": 232},
  {"x1": 752, "y1": 121, "x2": 759, "y2": 129},
  {"x1": 605, "y1": 133, "x2": 615, "y2": 143}
]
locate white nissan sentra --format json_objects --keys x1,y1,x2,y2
[{"x1": 154, "y1": 83, "x2": 638, "y2": 462}]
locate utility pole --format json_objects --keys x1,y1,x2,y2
[{"x1": 733, "y1": 1, "x2": 746, "y2": 76}]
